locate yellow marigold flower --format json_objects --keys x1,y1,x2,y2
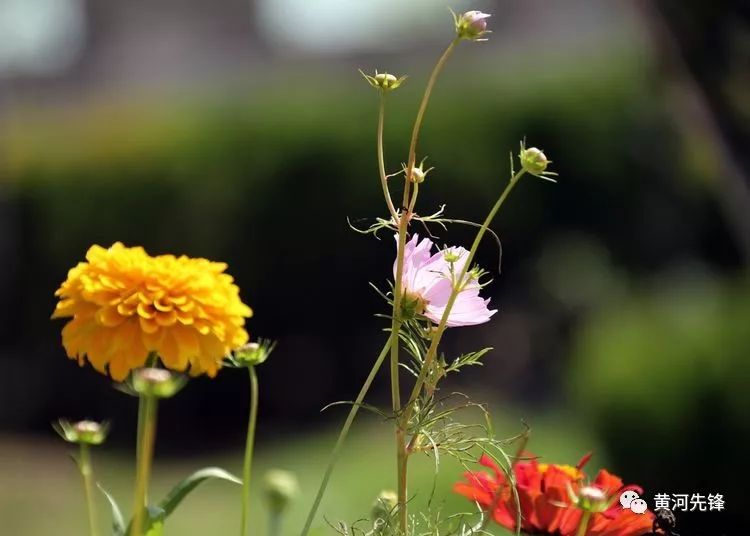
[{"x1": 52, "y1": 242, "x2": 253, "y2": 381}]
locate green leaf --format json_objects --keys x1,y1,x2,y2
[
  {"x1": 144, "y1": 515, "x2": 164, "y2": 536},
  {"x1": 126, "y1": 506, "x2": 165, "y2": 536},
  {"x1": 97, "y1": 484, "x2": 126, "y2": 536},
  {"x1": 158, "y1": 467, "x2": 242, "y2": 517}
]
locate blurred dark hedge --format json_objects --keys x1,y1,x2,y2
[{"x1": 0, "y1": 52, "x2": 741, "y2": 454}]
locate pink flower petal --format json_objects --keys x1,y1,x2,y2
[{"x1": 394, "y1": 234, "x2": 497, "y2": 327}]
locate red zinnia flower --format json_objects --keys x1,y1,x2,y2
[{"x1": 453, "y1": 453, "x2": 653, "y2": 536}]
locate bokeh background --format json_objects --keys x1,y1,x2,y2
[{"x1": 0, "y1": 0, "x2": 747, "y2": 534}]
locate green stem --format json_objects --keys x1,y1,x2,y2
[
  {"x1": 79, "y1": 443, "x2": 99, "y2": 536},
  {"x1": 377, "y1": 95, "x2": 398, "y2": 222},
  {"x1": 407, "y1": 182, "x2": 419, "y2": 215},
  {"x1": 394, "y1": 37, "x2": 460, "y2": 536},
  {"x1": 405, "y1": 38, "x2": 459, "y2": 177},
  {"x1": 576, "y1": 511, "x2": 592, "y2": 536},
  {"x1": 478, "y1": 431, "x2": 530, "y2": 533},
  {"x1": 391, "y1": 190, "x2": 409, "y2": 536},
  {"x1": 132, "y1": 394, "x2": 158, "y2": 536},
  {"x1": 391, "y1": 218, "x2": 409, "y2": 535},
  {"x1": 240, "y1": 366, "x2": 259, "y2": 536},
  {"x1": 300, "y1": 335, "x2": 394, "y2": 536}
]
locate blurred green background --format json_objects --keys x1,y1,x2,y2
[{"x1": 0, "y1": 0, "x2": 748, "y2": 534}]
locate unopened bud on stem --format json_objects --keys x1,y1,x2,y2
[
  {"x1": 53, "y1": 418, "x2": 109, "y2": 445},
  {"x1": 132, "y1": 367, "x2": 185, "y2": 398},
  {"x1": 569, "y1": 484, "x2": 609, "y2": 513},
  {"x1": 453, "y1": 10, "x2": 492, "y2": 41},
  {"x1": 360, "y1": 70, "x2": 407, "y2": 92},
  {"x1": 518, "y1": 140, "x2": 557, "y2": 181},
  {"x1": 402, "y1": 158, "x2": 434, "y2": 184},
  {"x1": 230, "y1": 339, "x2": 276, "y2": 367}
]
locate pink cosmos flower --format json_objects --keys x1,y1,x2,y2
[{"x1": 394, "y1": 234, "x2": 497, "y2": 327}]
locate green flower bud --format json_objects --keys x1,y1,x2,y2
[
  {"x1": 453, "y1": 10, "x2": 491, "y2": 41},
  {"x1": 519, "y1": 145, "x2": 549, "y2": 175},
  {"x1": 371, "y1": 490, "x2": 398, "y2": 520},
  {"x1": 264, "y1": 469, "x2": 299, "y2": 514},
  {"x1": 229, "y1": 339, "x2": 277, "y2": 368},
  {"x1": 360, "y1": 70, "x2": 407, "y2": 92},
  {"x1": 443, "y1": 249, "x2": 461, "y2": 263},
  {"x1": 132, "y1": 367, "x2": 186, "y2": 398},
  {"x1": 517, "y1": 140, "x2": 557, "y2": 182},
  {"x1": 402, "y1": 158, "x2": 433, "y2": 184},
  {"x1": 53, "y1": 419, "x2": 109, "y2": 445}
]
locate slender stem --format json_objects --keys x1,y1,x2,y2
[
  {"x1": 394, "y1": 37, "x2": 460, "y2": 536},
  {"x1": 79, "y1": 443, "x2": 99, "y2": 536},
  {"x1": 576, "y1": 511, "x2": 592, "y2": 536},
  {"x1": 403, "y1": 170, "x2": 526, "y2": 423},
  {"x1": 407, "y1": 182, "x2": 419, "y2": 215},
  {"x1": 478, "y1": 431, "x2": 531, "y2": 533},
  {"x1": 132, "y1": 394, "x2": 158, "y2": 536},
  {"x1": 391, "y1": 192, "x2": 409, "y2": 536},
  {"x1": 377, "y1": 95, "x2": 399, "y2": 222},
  {"x1": 300, "y1": 335, "x2": 394, "y2": 536},
  {"x1": 405, "y1": 38, "x2": 459, "y2": 178},
  {"x1": 240, "y1": 366, "x2": 259, "y2": 536},
  {"x1": 135, "y1": 390, "x2": 145, "y2": 469}
]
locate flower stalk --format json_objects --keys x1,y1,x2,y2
[
  {"x1": 79, "y1": 442, "x2": 99, "y2": 536},
  {"x1": 377, "y1": 95, "x2": 398, "y2": 222},
  {"x1": 52, "y1": 419, "x2": 108, "y2": 536},
  {"x1": 392, "y1": 36, "x2": 460, "y2": 535},
  {"x1": 240, "y1": 366, "x2": 259, "y2": 536},
  {"x1": 300, "y1": 335, "x2": 394, "y2": 536},
  {"x1": 131, "y1": 392, "x2": 158, "y2": 536},
  {"x1": 576, "y1": 511, "x2": 592, "y2": 536}
]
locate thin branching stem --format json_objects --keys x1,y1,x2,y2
[
  {"x1": 240, "y1": 366, "x2": 259, "y2": 536},
  {"x1": 479, "y1": 427, "x2": 530, "y2": 532},
  {"x1": 407, "y1": 183, "x2": 420, "y2": 215},
  {"x1": 301, "y1": 335, "x2": 394, "y2": 536},
  {"x1": 378, "y1": 95, "x2": 399, "y2": 222},
  {"x1": 405, "y1": 38, "x2": 459, "y2": 178},
  {"x1": 394, "y1": 37, "x2": 460, "y2": 535},
  {"x1": 391, "y1": 176, "x2": 410, "y2": 536}
]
